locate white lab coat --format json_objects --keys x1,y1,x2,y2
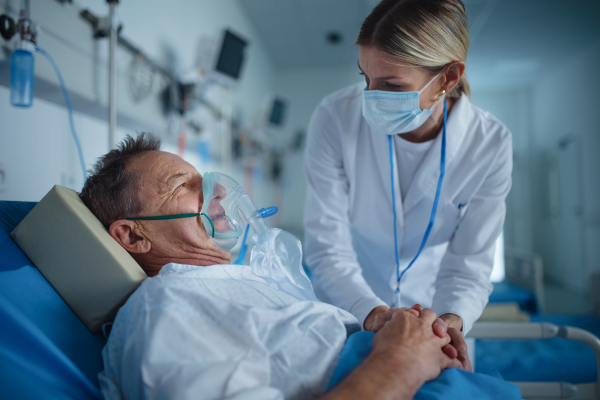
[{"x1": 304, "y1": 84, "x2": 512, "y2": 334}]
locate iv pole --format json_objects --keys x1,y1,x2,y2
[{"x1": 107, "y1": 0, "x2": 118, "y2": 150}]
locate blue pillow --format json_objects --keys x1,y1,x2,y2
[{"x1": 330, "y1": 331, "x2": 521, "y2": 400}]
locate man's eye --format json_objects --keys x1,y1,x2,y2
[{"x1": 178, "y1": 183, "x2": 186, "y2": 188}]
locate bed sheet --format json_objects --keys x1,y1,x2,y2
[{"x1": 330, "y1": 331, "x2": 521, "y2": 399}]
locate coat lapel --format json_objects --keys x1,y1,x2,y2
[
  {"x1": 368, "y1": 127, "x2": 404, "y2": 228},
  {"x1": 401, "y1": 94, "x2": 471, "y2": 214}
]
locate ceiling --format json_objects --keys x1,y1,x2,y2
[{"x1": 236, "y1": 0, "x2": 600, "y2": 88}]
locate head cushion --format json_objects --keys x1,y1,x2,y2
[{"x1": 11, "y1": 185, "x2": 146, "y2": 332}]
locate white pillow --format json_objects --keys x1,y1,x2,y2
[{"x1": 11, "y1": 185, "x2": 147, "y2": 332}]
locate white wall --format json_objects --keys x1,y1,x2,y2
[
  {"x1": 528, "y1": 42, "x2": 600, "y2": 293},
  {"x1": 274, "y1": 65, "x2": 361, "y2": 232},
  {"x1": 470, "y1": 88, "x2": 534, "y2": 253},
  {"x1": 0, "y1": 0, "x2": 277, "y2": 205},
  {"x1": 0, "y1": 84, "x2": 130, "y2": 201}
]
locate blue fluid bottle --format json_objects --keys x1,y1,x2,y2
[{"x1": 10, "y1": 42, "x2": 35, "y2": 108}]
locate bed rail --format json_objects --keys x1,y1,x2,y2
[{"x1": 468, "y1": 322, "x2": 600, "y2": 399}]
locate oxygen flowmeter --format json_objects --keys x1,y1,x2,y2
[{"x1": 0, "y1": 8, "x2": 37, "y2": 107}]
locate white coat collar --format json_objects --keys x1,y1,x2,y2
[
  {"x1": 367, "y1": 121, "x2": 405, "y2": 227},
  {"x1": 402, "y1": 94, "x2": 471, "y2": 213}
]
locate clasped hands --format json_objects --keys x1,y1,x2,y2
[{"x1": 367, "y1": 304, "x2": 472, "y2": 373}]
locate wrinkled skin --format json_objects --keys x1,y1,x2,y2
[{"x1": 108, "y1": 151, "x2": 231, "y2": 276}]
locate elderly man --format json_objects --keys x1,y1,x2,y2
[{"x1": 80, "y1": 133, "x2": 466, "y2": 400}]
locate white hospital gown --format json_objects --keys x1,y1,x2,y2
[{"x1": 99, "y1": 263, "x2": 360, "y2": 400}]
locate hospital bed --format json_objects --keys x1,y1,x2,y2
[
  {"x1": 470, "y1": 246, "x2": 600, "y2": 398},
  {"x1": 488, "y1": 247, "x2": 545, "y2": 314},
  {"x1": 1, "y1": 195, "x2": 599, "y2": 400}
]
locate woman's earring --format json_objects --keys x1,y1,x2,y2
[{"x1": 437, "y1": 90, "x2": 446, "y2": 100}]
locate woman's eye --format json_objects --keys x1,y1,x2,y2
[
  {"x1": 178, "y1": 183, "x2": 186, "y2": 188},
  {"x1": 385, "y1": 82, "x2": 402, "y2": 89}
]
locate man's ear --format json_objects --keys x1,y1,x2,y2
[
  {"x1": 441, "y1": 61, "x2": 466, "y2": 94},
  {"x1": 109, "y1": 220, "x2": 151, "y2": 254}
]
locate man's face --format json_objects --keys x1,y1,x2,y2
[{"x1": 128, "y1": 150, "x2": 231, "y2": 268}]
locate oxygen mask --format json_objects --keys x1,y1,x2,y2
[
  {"x1": 126, "y1": 172, "x2": 268, "y2": 252},
  {"x1": 199, "y1": 172, "x2": 268, "y2": 251}
]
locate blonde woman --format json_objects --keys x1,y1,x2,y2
[{"x1": 304, "y1": 0, "x2": 512, "y2": 370}]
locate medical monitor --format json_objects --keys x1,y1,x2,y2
[
  {"x1": 269, "y1": 98, "x2": 286, "y2": 126},
  {"x1": 215, "y1": 30, "x2": 247, "y2": 80},
  {"x1": 197, "y1": 28, "x2": 248, "y2": 87}
]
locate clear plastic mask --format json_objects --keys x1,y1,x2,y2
[
  {"x1": 126, "y1": 172, "x2": 265, "y2": 252},
  {"x1": 200, "y1": 172, "x2": 266, "y2": 251}
]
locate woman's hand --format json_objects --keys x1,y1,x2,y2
[
  {"x1": 367, "y1": 305, "x2": 470, "y2": 371},
  {"x1": 364, "y1": 305, "x2": 389, "y2": 331},
  {"x1": 439, "y1": 313, "x2": 472, "y2": 372}
]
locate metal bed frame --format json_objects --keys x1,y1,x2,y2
[{"x1": 468, "y1": 322, "x2": 600, "y2": 399}]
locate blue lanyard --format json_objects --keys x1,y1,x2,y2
[{"x1": 389, "y1": 98, "x2": 447, "y2": 305}]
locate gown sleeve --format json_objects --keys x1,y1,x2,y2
[{"x1": 303, "y1": 100, "x2": 387, "y2": 329}]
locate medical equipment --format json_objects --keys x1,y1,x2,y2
[
  {"x1": 389, "y1": 98, "x2": 447, "y2": 306},
  {"x1": 125, "y1": 172, "x2": 270, "y2": 251},
  {"x1": 35, "y1": 47, "x2": 87, "y2": 182},
  {"x1": 10, "y1": 41, "x2": 34, "y2": 107},
  {"x1": 196, "y1": 29, "x2": 248, "y2": 88},
  {"x1": 0, "y1": 9, "x2": 88, "y2": 182},
  {"x1": 234, "y1": 206, "x2": 278, "y2": 265}
]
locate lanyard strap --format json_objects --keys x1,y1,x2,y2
[{"x1": 391, "y1": 98, "x2": 448, "y2": 300}]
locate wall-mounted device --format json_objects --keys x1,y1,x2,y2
[
  {"x1": 1, "y1": 7, "x2": 37, "y2": 108},
  {"x1": 0, "y1": 6, "x2": 87, "y2": 182},
  {"x1": 268, "y1": 97, "x2": 286, "y2": 126},
  {"x1": 196, "y1": 28, "x2": 248, "y2": 87}
]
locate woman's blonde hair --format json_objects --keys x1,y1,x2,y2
[{"x1": 356, "y1": 0, "x2": 470, "y2": 99}]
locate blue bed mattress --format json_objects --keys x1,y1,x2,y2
[
  {"x1": 476, "y1": 314, "x2": 599, "y2": 384},
  {"x1": 0, "y1": 201, "x2": 105, "y2": 400},
  {"x1": 488, "y1": 281, "x2": 539, "y2": 313}
]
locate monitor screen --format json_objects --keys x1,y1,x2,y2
[
  {"x1": 269, "y1": 98, "x2": 286, "y2": 126},
  {"x1": 215, "y1": 30, "x2": 247, "y2": 80}
]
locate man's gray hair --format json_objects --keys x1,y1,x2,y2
[{"x1": 80, "y1": 132, "x2": 162, "y2": 228}]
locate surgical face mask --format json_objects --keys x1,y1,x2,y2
[
  {"x1": 362, "y1": 71, "x2": 444, "y2": 135},
  {"x1": 126, "y1": 172, "x2": 267, "y2": 252}
]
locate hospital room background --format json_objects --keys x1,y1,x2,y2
[{"x1": 1, "y1": 0, "x2": 600, "y2": 381}]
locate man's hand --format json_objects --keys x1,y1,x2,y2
[
  {"x1": 372, "y1": 307, "x2": 463, "y2": 386},
  {"x1": 322, "y1": 307, "x2": 463, "y2": 400}
]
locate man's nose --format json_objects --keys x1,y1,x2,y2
[{"x1": 214, "y1": 183, "x2": 227, "y2": 197}]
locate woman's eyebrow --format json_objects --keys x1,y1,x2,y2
[{"x1": 357, "y1": 61, "x2": 404, "y2": 81}]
